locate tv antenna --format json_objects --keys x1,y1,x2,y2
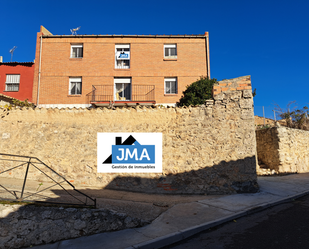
[
  {"x1": 9, "y1": 46, "x2": 17, "y2": 62},
  {"x1": 70, "y1": 26, "x2": 81, "y2": 35}
]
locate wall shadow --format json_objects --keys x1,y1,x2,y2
[
  {"x1": 100, "y1": 156, "x2": 259, "y2": 195},
  {"x1": 0, "y1": 156, "x2": 259, "y2": 249}
]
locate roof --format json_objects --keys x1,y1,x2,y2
[
  {"x1": 42, "y1": 34, "x2": 208, "y2": 39},
  {"x1": 0, "y1": 62, "x2": 34, "y2": 66},
  {"x1": 40, "y1": 26, "x2": 209, "y2": 39},
  {"x1": 0, "y1": 93, "x2": 17, "y2": 101}
]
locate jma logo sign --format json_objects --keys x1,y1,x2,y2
[
  {"x1": 118, "y1": 53, "x2": 129, "y2": 59},
  {"x1": 97, "y1": 133, "x2": 162, "y2": 173},
  {"x1": 113, "y1": 145, "x2": 154, "y2": 163}
]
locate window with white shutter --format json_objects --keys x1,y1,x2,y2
[{"x1": 5, "y1": 74, "x2": 20, "y2": 91}]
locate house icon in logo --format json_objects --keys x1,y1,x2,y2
[
  {"x1": 118, "y1": 52, "x2": 129, "y2": 59},
  {"x1": 103, "y1": 135, "x2": 155, "y2": 164}
]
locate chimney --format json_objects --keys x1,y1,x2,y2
[{"x1": 0, "y1": 56, "x2": 3, "y2": 63}]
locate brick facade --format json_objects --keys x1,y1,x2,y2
[
  {"x1": 33, "y1": 26, "x2": 210, "y2": 107},
  {"x1": 0, "y1": 62, "x2": 34, "y2": 102}
]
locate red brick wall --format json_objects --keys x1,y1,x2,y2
[
  {"x1": 33, "y1": 34, "x2": 208, "y2": 105},
  {"x1": 212, "y1": 76, "x2": 252, "y2": 96},
  {"x1": 0, "y1": 63, "x2": 34, "y2": 102}
]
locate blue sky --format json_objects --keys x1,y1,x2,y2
[{"x1": 1, "y1": 0, "x2": 308, "y2": 117}]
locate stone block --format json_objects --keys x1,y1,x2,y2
[
  {"x1": 239, "y1": 98, "x2": 253, "y2": 109},
  {"x1": 243, "y1": 89, "x2": 252, "y2": 98},
  {"x1": 241, "y1": 109, "x2": 254, "y2": 120},
  {"x1": 205, "y1": 99, "x2": 214, "y2": 106},
  {"x1": 213, "y1": 92, "x2": 225, "y2": 101}
]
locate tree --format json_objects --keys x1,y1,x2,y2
[
  {"x1": 274, "y1": 101, "x2": 309, "y2": 130},
  {"x1": 177, "y1": 77, "x2": 217, "y2": 106}
]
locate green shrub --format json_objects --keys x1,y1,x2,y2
[
  {"x1": 4, "y1": 99, "x2": 35, "y2": 110},
  {"x1": 177, "y1": 77, "x2": 217, "y2": 106}
]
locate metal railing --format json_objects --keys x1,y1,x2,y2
[
  {"x1": 131, "y1": 85, "x2": 155, "y2": 101},
  {"x1": 0, "y1": 153, "x2": 96, "y2": 208},
  {"x1": 86, "y1": 85, "x2": 155, "y2": 103}
]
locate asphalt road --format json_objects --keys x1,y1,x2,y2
[{"x1": 164, "y1": 194, "x2": 309, "y2": 249}]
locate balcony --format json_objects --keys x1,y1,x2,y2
[{"x1": 86, "y1": 85, "x2": 156, "y2": 107}]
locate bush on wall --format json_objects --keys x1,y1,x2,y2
[{"x1": 177, "y1": 77, "x2": 217, "y2": 106}]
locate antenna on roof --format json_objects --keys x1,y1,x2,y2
[
  {"x1": 70, "y1": 26, "x2": 81, "y2": 35},
  {"x1": 9, "y1": 46, "x2": 17, "y2": 62}
]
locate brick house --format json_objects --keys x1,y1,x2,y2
[
  {"x1": 0, "y1": 61, "x2": 34, "y2": 102},
  {"x1": 33, "y1": 26, "x2": 210, "y2": 108}
]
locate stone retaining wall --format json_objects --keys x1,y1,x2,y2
[
  {"x1": 0, "y1": 76, "x2": 258, "y2": 194},
  {"x1": 0, "y1": 204, "x2": 145, "y2": 249},
  {"x1": 256, "y1": 125, "x2": 309, "y2": 172}
]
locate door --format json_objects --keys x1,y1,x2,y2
[{"x1": 114, "y1": 78, "x2": 131, "y2": 101}]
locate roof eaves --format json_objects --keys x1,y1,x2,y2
[
  {"x1": 0, "y1": 93, "x2": 17, "y2": 100},
  {"x1": 42, "y1": 34, "x2": 206, "y2": 39},
  {"x1": 0, "y1": 62, "x2": 34, "y2": 65}
]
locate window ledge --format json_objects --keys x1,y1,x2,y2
[
  {"x1": 69, "y1": 58, "x2": 83, "y2": 60},
  {"x1": 163, "y1": 58, "x2": 177, "y2": 61},
  {"x1": 114, "y1": 68, "x2": 130, "y2": 70},
  {"x1": 67, "y1": 95, "x2": 82, "y2": 97},
  {"x1": 164, "y1": 94, "x2": 178, "y2": 96},
  {"x1": 3, "y1": 90, "x2": 19, "y2": 92}
]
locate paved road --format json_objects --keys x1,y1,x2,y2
[{"x1": 164, "y1": 194, "x2": 309, "y2": 249}]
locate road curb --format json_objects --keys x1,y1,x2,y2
[{"x1": 128, "y1": 190, "x2": 309, "y2": 249}]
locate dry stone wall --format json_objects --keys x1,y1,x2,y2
[
  {"x1": 0, "y1": 76, "x2": 258, "y2": 194},
  {"x1": 254, "y1": 116, "x2": 286, "y2": 128},
  {"x1": 256, "y1": 125, "x2": 309, "y2": 173},
  {"x1": 0, "y1": 204, "x2": 146, "y2": 249}
]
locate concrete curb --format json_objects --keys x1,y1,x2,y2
[{"x1": 128, "y1": 190, "x2": 309, "y2": 249}]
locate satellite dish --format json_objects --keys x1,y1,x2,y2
[
  {"x1": 9, "y1": 46, "x2": 17, "y2": 62},
  {"x1": 70, "y1": 26, "x2": 81, "y2": 35}
]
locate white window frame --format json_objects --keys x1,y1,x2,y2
[
  {"x1": 164, "y1": 44, "x2": 177, "y2": 58},
  {"x1": 5, "y1": 74, "x2": 20, "y2": 92},
  {"x1": 164, "y1": 78, "x2": 177, "y2": 94},
  {"x1": 69, "y1": 77, "x2": 82, "y2": 95},
  {"x1": 115, "y1": 44, "x2": 130, "y2": 69},
  {"x1": 71, "y1": 44, "x2": 83, "y2": 58}
]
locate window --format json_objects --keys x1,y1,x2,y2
[
  {"x1": 164, "y1": 44, "x2": 177, "y2": 58},
  {"x1": 71, "y1": 44, "x2": 83, "y2": 58},
  {"x1": 115, "y1": 44, "x2": 130, "y2": 69},
  {"x1": 69, "y1": 77, "x2": 82, "y2": 95},
  {"x1": 5, "y1": 74, "x2": 20, "y2": 91},
  {"x1": 165, "y1": 78, "x2": 177, "y2": 94}
]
